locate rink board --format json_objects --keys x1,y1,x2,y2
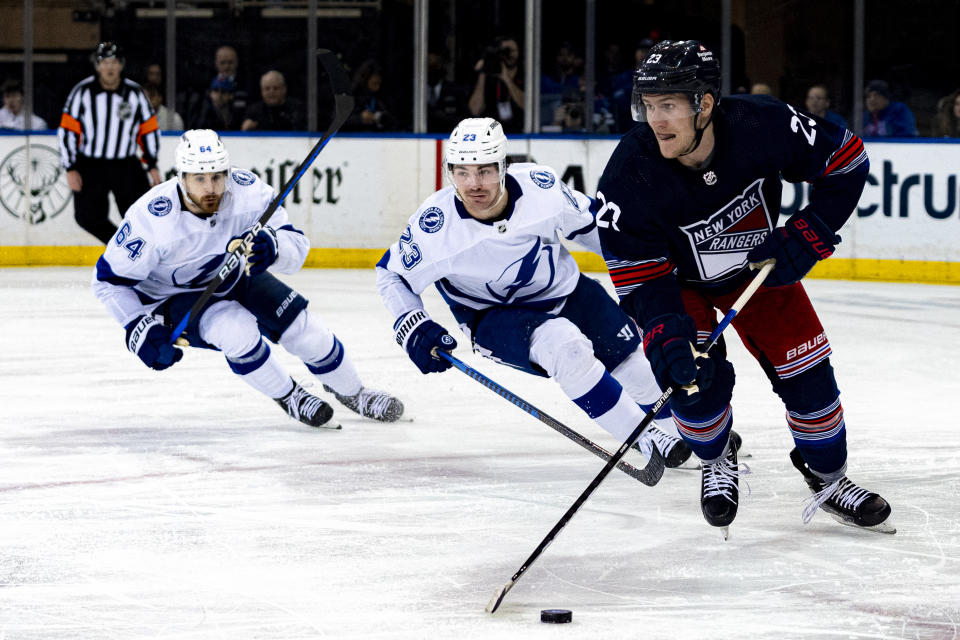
[{"x1": 0, "y1": 132, "x2": 958, "y2": 284}]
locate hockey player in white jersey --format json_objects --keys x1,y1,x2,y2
[
  {"x1": 376, "y1": 117, "x2": 690, "y2": 466},
  {"x1": 92, "y1": 129, "x2": 403, "y2": 427}
]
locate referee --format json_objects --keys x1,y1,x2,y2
[{"x1": 59, "y1": 42, "x2": 161, "y2": 244}]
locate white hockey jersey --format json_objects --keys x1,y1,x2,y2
[
  {"x1": 92, "y1": 168, "x2": 309, "y2": 327},
  {"x1": 376, "y1": 163, "x2": 600, "y2": 321}
]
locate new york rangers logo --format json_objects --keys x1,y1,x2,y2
[{"x1": 679, "y1": 178, "x2": 773, "y2": 281}]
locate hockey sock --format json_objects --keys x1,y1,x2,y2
[
  {"x1": 786, "y1": 396, "x2": 848, "y2": 481},
  {"x1": 225, "y1": 339, "x2": 294, "y2": 399},
  {"x1": 611, "y1": 350, "x2": 677, "y2": 435},
  {"x1": 672, "y1": 404, "x2": 733, "y2": 463},
  {"x1": 280, "y1": 310, "x2": 363, "y2": 397}
]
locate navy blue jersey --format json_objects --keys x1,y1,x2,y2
[{"x1": 595, "y1": 94, "x2": 868, "y2": 325}]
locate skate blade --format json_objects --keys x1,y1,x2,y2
[
  {"x1": 313, "y1": 421, "x2": 343, "y2": 430},
  {"x1": 720, "y1": 526, "x2": 730, "y2": 541},
  {"x1": 831, "y1": 514, "x2": 897, "y2": 535}
]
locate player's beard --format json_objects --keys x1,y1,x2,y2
[{"x1": 187, "y1": 191, "x2": 223, "y2": 215}]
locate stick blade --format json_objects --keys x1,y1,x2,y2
[{"x1": 485, "y1": 581, "x2": 513, "y2": 614}]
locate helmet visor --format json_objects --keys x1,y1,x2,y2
[
  {"x1": 449, "y1": 163, "x2": 501, "y2": 190},
  {"x1": 631, "y1": 90, "x2": 699, "y2": 123}
]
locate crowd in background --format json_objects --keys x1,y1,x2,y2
[{"x1": 2, "y1": 36, "x2": 959, "y2": 138}]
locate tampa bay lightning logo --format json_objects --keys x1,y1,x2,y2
[
  {"x1": 232, "y1": 170, "x2": 256, "y2": 186},
  {"x1": 171, "y1": 253, "x2": 242, "y2": 292},
  {"x1": 418, "y1": 207, "x2": 444, "y2": 233},
  {"x1": 529, "y1": 169, "x2": 556, "y2": 189},
  {"x1": 147, "y1": 196, "x2": 172, "y2": 217},
  {"x1": 485, "y1": 239, "x2": 555, "y2": 303}
]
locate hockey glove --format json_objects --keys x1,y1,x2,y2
[
  {"x1": 395, "y1": 309, "x2": 458, "y2": 374},
  {"x1": 125, "y1": 315, "x2": 183, "y2": 371},
  {"x1": 642, "y1": 312, "x2": 717, "y2": 401},
  {"x1": 226, "y1": 226, "x2": 279, "y2": 276},
  {"x1": 747, "y1": 212, "x2": 840, "y2": 287}
]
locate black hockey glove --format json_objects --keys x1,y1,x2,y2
[
  {"x1": 395, "y1": 309, "x2": 457, "y2": 374},
  {"x1": 747, "y1": 212, "x2": 840, "y2": 287},
  {"x1": 125, "y1": 315, "x2": 183, "y2": 371},
  {"x1": 642, "y1": 313, "x2": 717, "y2": 405}
]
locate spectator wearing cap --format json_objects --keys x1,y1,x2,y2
[
  {"x1": 241, "y1": 70, "x2": 306, "y2": 131},
  {"x1": 213, "y1": 45, "x2": 249, "y2": 114},
  {"x1": 189, "y1": 76, "x2": 242, "y2": 131},
  {"x1": 804, "y1": 84, "x2": 847, "y2": 129},
  {"x1": 58, "y1": 42, "x2": 160, "y2": 244},
  {"x1": 862, "y1": 79, "x2": 917, "y2": 137},
  {"x1": 0, "y1": 79, "x2": 48, "y2": 129}
]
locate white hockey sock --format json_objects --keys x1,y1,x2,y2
[
  {"x1": 611, "y1": 348, "x2": 678, "y2": 437},
  {"x1": 530, "y1": 318, "x2": 645, "y2": 443},
  {"x1": 280, "y1": 310, "x2": 362, "y2": 397},
  {"x1": 200, "y1": 300, "x2": 294, "y2": 400},
  {"x1": 225, "y1": 340, "x2": 294, "y2": 399}
]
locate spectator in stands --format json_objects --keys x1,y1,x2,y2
[
  {"x1": 189, "y1": 76, "x2": 241, "y2": 131},
  {"x1": 862, "y1": 79, "x2": 917, "y2": 137},
  {"x1": 344, "y1": 60, "x2": 396, "y2": 132},
  {"x1": 549, "y1": 83, "x2": 613, "y2": 134},
  {"x1": 214, "y1": 45, "x2": 249, "y2": 114},
  {"x1": 469, "y1": 36, "x2": 524, "y2": 132},
  {"x1": 541, "y1": 42, "x2": 581, "y2": 128},
  {"x1": 426, "y1": 52, "x2": 467, "y2": 133},
  {"x1": 0, "y1": 79, "x2": 48, "y2": 129},
  {"x1": 242, "y1": 70, "x2": 306, "y2": 131},
  {"x1": 609, "y1": 38, "x2": 655, "y2": 133},
  {"x1": 144, "y1": 84, "x2": 184, "y2": 131},
  {"x1": 934, "y1": 89, "x2": 960, "y2": 137},
  {"x1": 750, "y1": 82, "x2": 773, "y2": 95},
  {"x1": 145, "y1": 63, "x2": 163, "y2": 88},
  {"x1": 804, "y1": 83, "x2": 847, "y2": 128}
]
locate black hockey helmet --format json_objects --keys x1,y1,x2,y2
[
  {"x1": 631, "y1": 40, "x2": 719, "y2": 122},
  {"x1": 94, "y1": 41, "x2": 124, "y2": 63}
]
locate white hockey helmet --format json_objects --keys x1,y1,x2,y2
[
  {"x1": 176, "y1": 129, "x2": 230, "y2": 177},
  {"x1": 445, "y1": 117, "x2": 508, "y2": 196}
]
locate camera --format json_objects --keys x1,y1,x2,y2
[{"x1": 482, "y1": 46, "x2": 506, "y2": 73}]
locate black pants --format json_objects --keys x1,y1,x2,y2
[{"x1": 72, "y1": 156, "x2": 151, "y2": 244}]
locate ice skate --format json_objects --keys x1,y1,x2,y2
[
  {"x1": 323, "y1": 385, "x2": 404, "y2": 422},
  {"x1": 275, "y1": 380, "x2": 339, "y2": 429},
  {"x1": 790, "y1": 448, "x2": 895, "y2": 534},
  {"x1": 701, "y1": 437, "x2": 749, "y2": 540},
  {"x1": 633, "y1": 424, "x2": 692, "y2": 468}
]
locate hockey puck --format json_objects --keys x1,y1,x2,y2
[{"x1": 540, "y1": 609, "x2": 572, "y2": 624}]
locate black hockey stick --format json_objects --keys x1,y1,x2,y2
[
  {"x1": 170, "y1": 50, "x2": 354, "y2": 343},
  {"x1": 485, "y1": 262, "x2": 775, "y2": 614},
  {"x1": 437, "y1": 351, "x2": 665, "y2": 487}
]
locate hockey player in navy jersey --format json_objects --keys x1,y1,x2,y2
[
  {"x1": 376, "y1": 117, "x2": 691, "y2": 468},
  {"x1": 92, "y1": 129, "x2": 403, "y2": 427},
  {"x1": 595, "y1": 40, "x2": 893, "y2": 535}
]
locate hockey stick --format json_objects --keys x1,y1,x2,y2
[
  {"x1": 485, "y1": 261, "x2": 775, "y2": 614},
  {"x1": 437, "y1": 351, "x2": 665, "y2": 487},
  {"x1": 169, "y1": 50, "x2": 354, "y2": 344}
]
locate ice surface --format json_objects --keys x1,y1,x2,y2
[{"x1": 1, "y1": 268, "x2": 958, "y2": 639}]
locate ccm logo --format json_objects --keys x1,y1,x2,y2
[{"x1": 786, "y1": 331, "x2": 827, "y2": 360}]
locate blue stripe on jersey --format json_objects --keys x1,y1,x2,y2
[
  {"x1": 572, "y1": 371, "x2": 621, "y2": 419},
  {"x1": 565, "y1": 218, "x2": 596, "y2": 241},
  {"x1": 95, "y1": 255, "x2": 140, "y2": 286},
  {"x1": 276, "y1": 223, "x2": 304, "y2": 236},
  {"x1": 376, "y1": 248, "x2": 390, "y2": 269}
]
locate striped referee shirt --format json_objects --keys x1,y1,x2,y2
[{"x1": 58, "y1": 75, "x2": 159, "y2": 170}]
